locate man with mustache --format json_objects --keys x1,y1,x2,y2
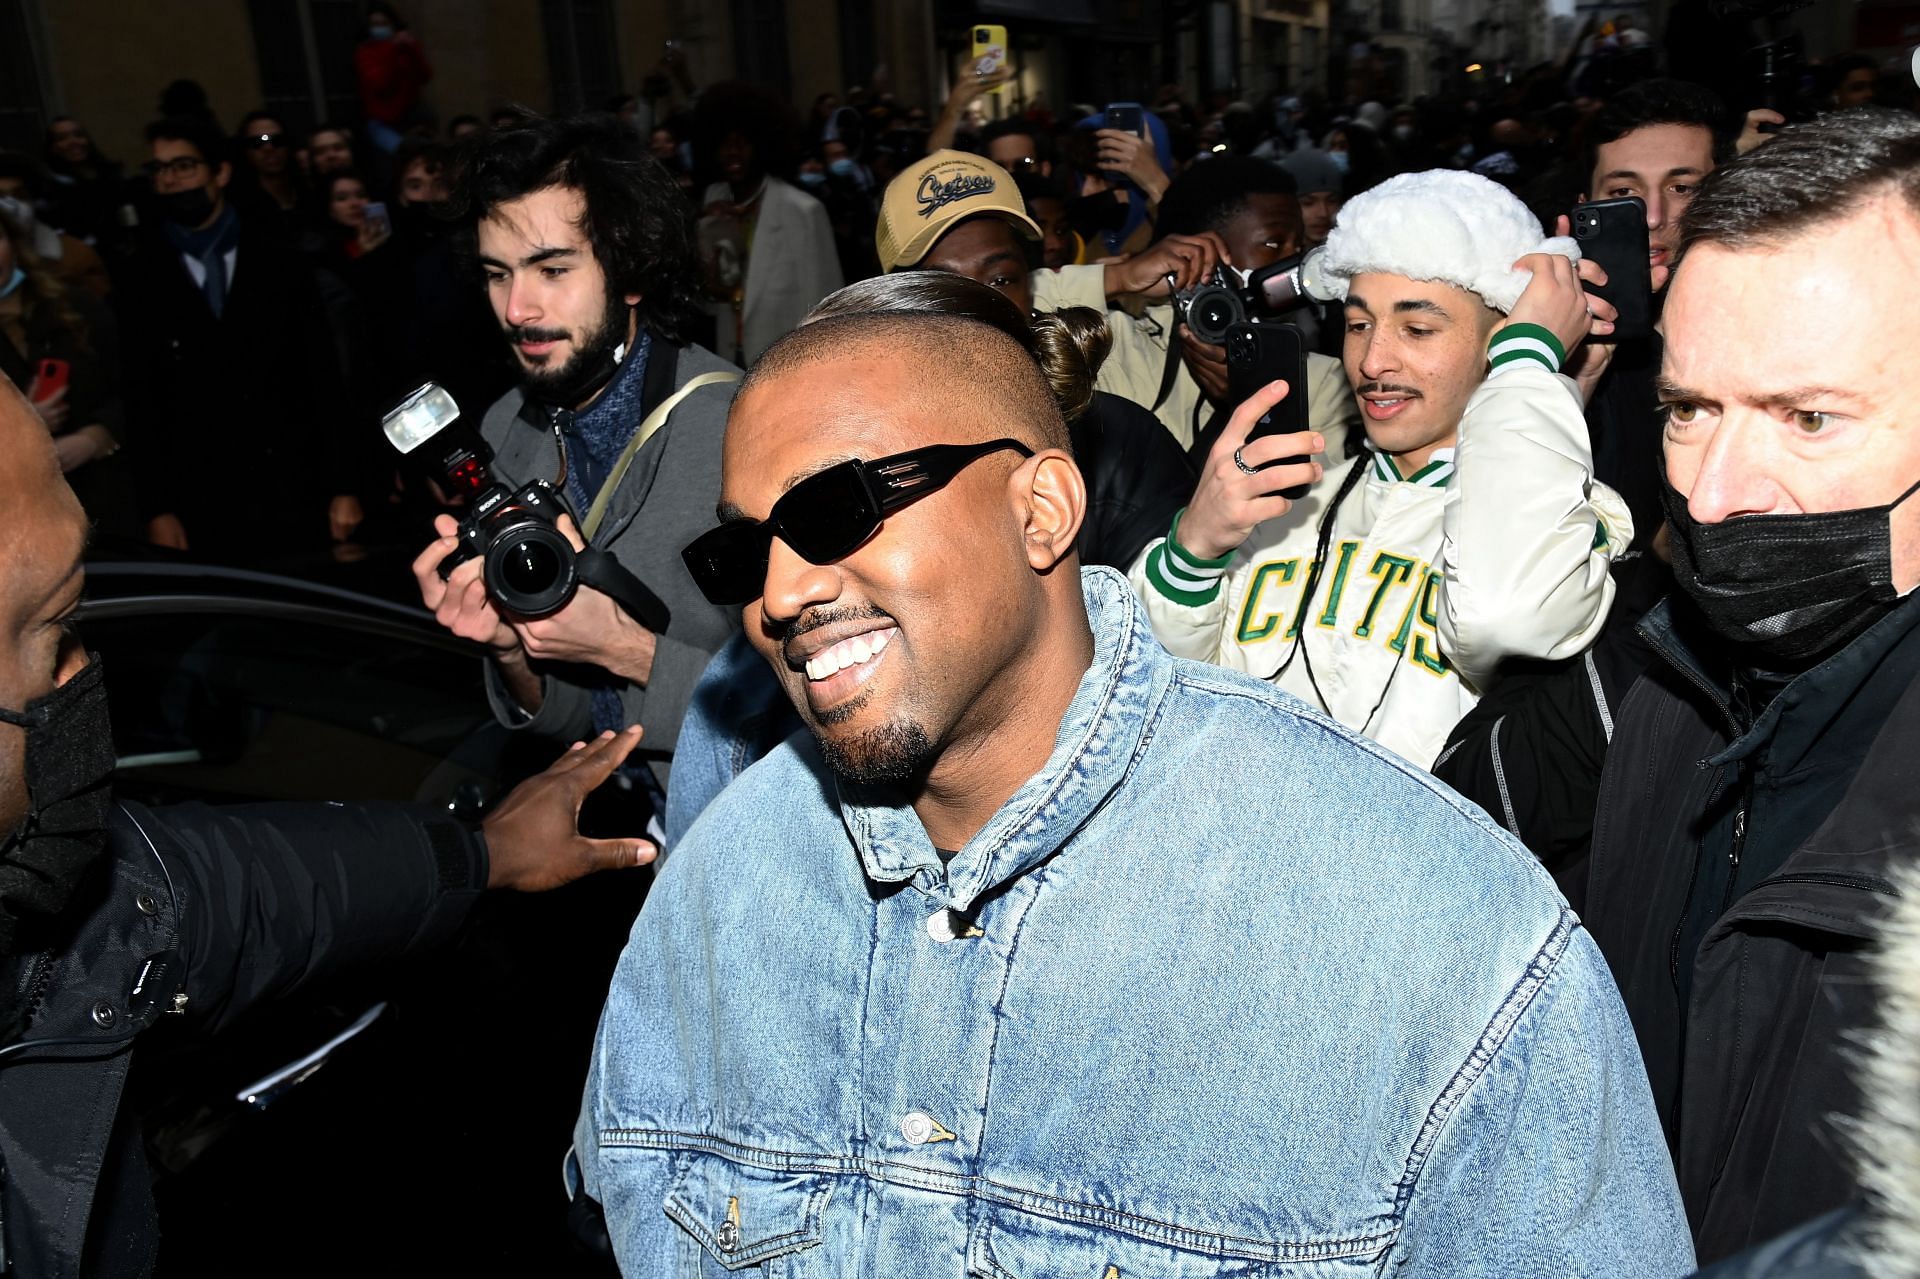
[
  {"x1": 414, "y1": 113, "x2": 740, "y2": 821},
  {"x1": 1131, "y1": 170, "x2": 1631, "y2": 769},
  {"x1": 570, "y1": 301, "x2": 1692, "y2": 1276}
]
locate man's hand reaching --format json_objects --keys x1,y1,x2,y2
[{"x1": 483, "y1": 727, "x2": 657, "y2": 891}]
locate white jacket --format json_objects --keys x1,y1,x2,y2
[
  {"x1": 703, "y1": 176, "x2": 843, "y2": 365},
  {"x1": 1130, "y1": 350, "x2": 1632, "y2": 769},
  {"x1": 1030, "y1": 264, "x2": 1358, "y2": 453}
]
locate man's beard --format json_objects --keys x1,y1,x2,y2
[
  {"x1": 814, "y1": 718, "x2": 937, "y2": 786},
  {"x1": 507, "y1": 292, "x2": 632, "y2": 407}
]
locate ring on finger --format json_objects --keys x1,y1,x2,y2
[{"x1": 1232, "y1": 447, "x2": 1259, "y2": 476}]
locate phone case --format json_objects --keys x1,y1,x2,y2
[
  {"x1": 971, "y1": 25, "x2": 1007, "y2": 87},
  {"x1": 1572, "y1": 198, "x2": 1652, "y2": 343},
  {"x1": 1104, "y1": 102, "x2": 1146, "y2": 136},
  {"x1": 1226, "y1": 323, "x2": 1311, "y2": 499}
]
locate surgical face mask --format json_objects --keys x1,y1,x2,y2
[
  {"x1": 0, "y1": 195, "x2": 33, "y2": 232},
  {"x1": 369, "y1": 22, "x2": 395, "y2": 39},
  {"x1": 797, "y1": 171, "x2": 827, "y2": 190},
  {"x1": 1327, "y1": 151, "x2": 1350, "y2": 175},
  {"x1": 1392, "y1": 124, "x2": 1415, "y2": 144},
  {"x1": 0, "y1": 659, "x2": 116, "y2": 956},
  {"x1": 1662, "y1": 475, "x2": 1920, "y2": 668},
  {"x1": 828, "y1": 157, "x2": 857, "y2": 179},
  {"x1": 0, "y1": 268, "x2": 23, "y2": 300}
]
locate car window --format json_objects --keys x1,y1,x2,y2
[{"x1": 85, "y1": 604, "x2": 548, "y2": 811}]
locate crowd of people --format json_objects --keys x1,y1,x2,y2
[{"x1": 5, "y1": 9, "x2": 1920, "y2": 1277}]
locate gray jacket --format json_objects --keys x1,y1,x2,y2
[{"x1": 480, "y1": 339, "x2": 741, "y2": 788}]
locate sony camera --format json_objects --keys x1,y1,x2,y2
[
  {"x1": 1172, "y1": 245, "x2": 1338, "y2": 345},
  {"x1": 383, "y1": 383, "x2": 582, "y2": 618}
]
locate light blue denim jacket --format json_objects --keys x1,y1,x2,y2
[{"x1": 574, "y1": 567, "x2": 1694, "y2": 1277}]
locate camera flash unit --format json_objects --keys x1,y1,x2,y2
[{"x1": 383, "y1": 382, "x2": 462, "y2": 454}]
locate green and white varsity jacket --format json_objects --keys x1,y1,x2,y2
[{"x1": 1129, "y1": 326, "x2": 1633, "y2": 770}]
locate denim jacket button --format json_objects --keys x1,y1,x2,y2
[
  {"x1": 715, "y1": 1219, "x2": 740, "y2": 1252},
  {"x1": 926, "y1": 910, "x2": 956, "y2": 943},
  {"x1": 901, "y1": 1111, "x2": 935, "y2": 1145}
]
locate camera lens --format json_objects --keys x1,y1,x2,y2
[
  {"x1": 502, "y1": 539, "x2": 560, "y2": 595},
  {"x1": 482, "y1": 519, "x2": 577, "y2": 617},
  {"x1": 1185, "y1": 284, "x2": 1244, "y2": 345}
]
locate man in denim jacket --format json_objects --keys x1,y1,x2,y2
[{"x1": 572, "y1": 308, "x2": 1693, "y2": 1276}]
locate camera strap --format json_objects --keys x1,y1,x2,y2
[
  {"x1": 575, "y1": 547, "x2": 672, "y2": 636},
  {"x1": 581, "y1": 371, "x2": 742, "y2": 543},
  {"x1": 1151, "y1": 309, "x2": 1184, "y2": 412}
]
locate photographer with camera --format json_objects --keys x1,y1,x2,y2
[
  {"x1": 0, "y1": 379, "x2": 655, "y2": 1275},
  {"x1": 1131, "y1": 170, "x2": 1630, "y2": 769},
  {"x1": 1029, "y1": 157, "x2": 1359, "y2": 458},
  {"x1": 870, "y1": 150, "x2": 1192, "y2": 571},
  {"x1": 412, "y1": 113, "x2": 739, "y2": 811}
]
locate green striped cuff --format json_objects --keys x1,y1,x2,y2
[
  {"x1": 1145, "y1": 509, "x2": 1232, "y2": 606},
  {"x1": 1487, "y1": 322, "x2": 1566, "y2": 375}
]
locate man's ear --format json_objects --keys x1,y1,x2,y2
[{"x1": 1016, "y1": 449, "x2": 1086, "y2": 571}]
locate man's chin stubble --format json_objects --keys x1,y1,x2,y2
[{"x1": 814, "y1": 719, "x2": 937, "y2": 786}]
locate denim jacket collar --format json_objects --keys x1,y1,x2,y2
[{"x1": 836, "y1": 565, "x2": 1172, "y2": 912}]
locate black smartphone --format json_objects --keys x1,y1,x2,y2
[
  {"x1": 1571, "y1": 197, "x2": 1652, "y2": 343},
  {"x1": 1103, "y1": 101, "x2": 1146, "y2": 142},
  {"x1": 1226, "y1": 322, "x2": 1311, "y2": 500}
]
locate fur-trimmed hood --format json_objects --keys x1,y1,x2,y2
[{"x1": 1856, "y1": 861, "x2": 1920, "y2": 1278}]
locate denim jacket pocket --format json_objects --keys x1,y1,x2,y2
[
  {"x1": 663, "y1": 1153, "x2": 834, "y2": 1275},
  {"x1": 969, "y1": 1201, "x2": 1389, "y2": 1279}
]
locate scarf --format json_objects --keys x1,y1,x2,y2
[{"x1": 163, "y1": 203, "x2": 243, "y2": 318}]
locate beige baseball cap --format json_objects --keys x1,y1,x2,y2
[{"x1": 874, "y1": 149, "x2": 1042, "y2": 272}]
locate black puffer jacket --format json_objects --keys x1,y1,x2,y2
[
  {"x1": 1438, "y1": 582, "x2": 1920, "y2": 1265},
  {"x1": 0, "y1": 799, "x2": 486, "y2": 1277}
]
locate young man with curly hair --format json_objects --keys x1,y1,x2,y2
[{"x1": 412, "y1": 111, "x2": 741, "y2": 824}]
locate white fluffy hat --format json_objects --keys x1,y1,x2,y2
[{"x1": 1318, "y1": 169, "x2": 1579, "y2": 314}]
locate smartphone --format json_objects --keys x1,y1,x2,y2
[
  {"x1": 1226, "y1": 323, "x2": 1311, "y2": 500},
  {"x1": 1570, "y1": 197, "x2": 1652, "y2": 343},
  {"x1": 29, "y1": 357, "x2": 69, "y2": 402},
  {"x1": 363, "y1": 200, "x2": 391, "y2": 240},
  {"x1": 1104, "y1": 101, "x2": 1146, "y2": 138},
  {"x1": 971, "y1": 24, "x2": 1008, "y2": 90}
]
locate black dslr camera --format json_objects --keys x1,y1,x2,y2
[
  {"x1": 384, "y1": 383, "x2": 666, "y2": 630},
  {"x1": 1172, "y1": 245, "x2": 1337, "y2": 345}
]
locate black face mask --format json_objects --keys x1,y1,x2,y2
[
  {"x1": 1662, "y1": 476, "x2": 1920, "y2": 668},
  {"x1": 1066, "y1": 190, "x2": 1127, "y2": 241},
  {"x1": 157, "y1": 186, "x2": 216, "y2": 227},
  {"x1": 0, "y1": 659, "x2": 116, "y2": 956}
]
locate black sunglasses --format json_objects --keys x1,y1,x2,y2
[{"x1": 682, "y1": 438, "x2": 1035, "y2": 606}]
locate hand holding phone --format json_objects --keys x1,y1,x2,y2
[
  {"x1": 1227, "y1": 323, "x2": 1313, "y2": 498},
  {"x1": 361, "y1": 200, "x2": 392, "y2": 247},
  {"x1": 971, "y1": 24, "x2": 1008, "y2": 93},
  {"x1": 1569, "y1": 199, "x2": 1651, "y2": 341},
  {"x1": 1181, "y1": 372, "x2": 1324, "y2": 561},
  {"x1": 28, "y1": 357, "x2": 69, "y2": 404}
]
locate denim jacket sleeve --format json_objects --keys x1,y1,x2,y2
[{"x1": 1391, "y1": 925, "x2": 1695, "y2": 1277}]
